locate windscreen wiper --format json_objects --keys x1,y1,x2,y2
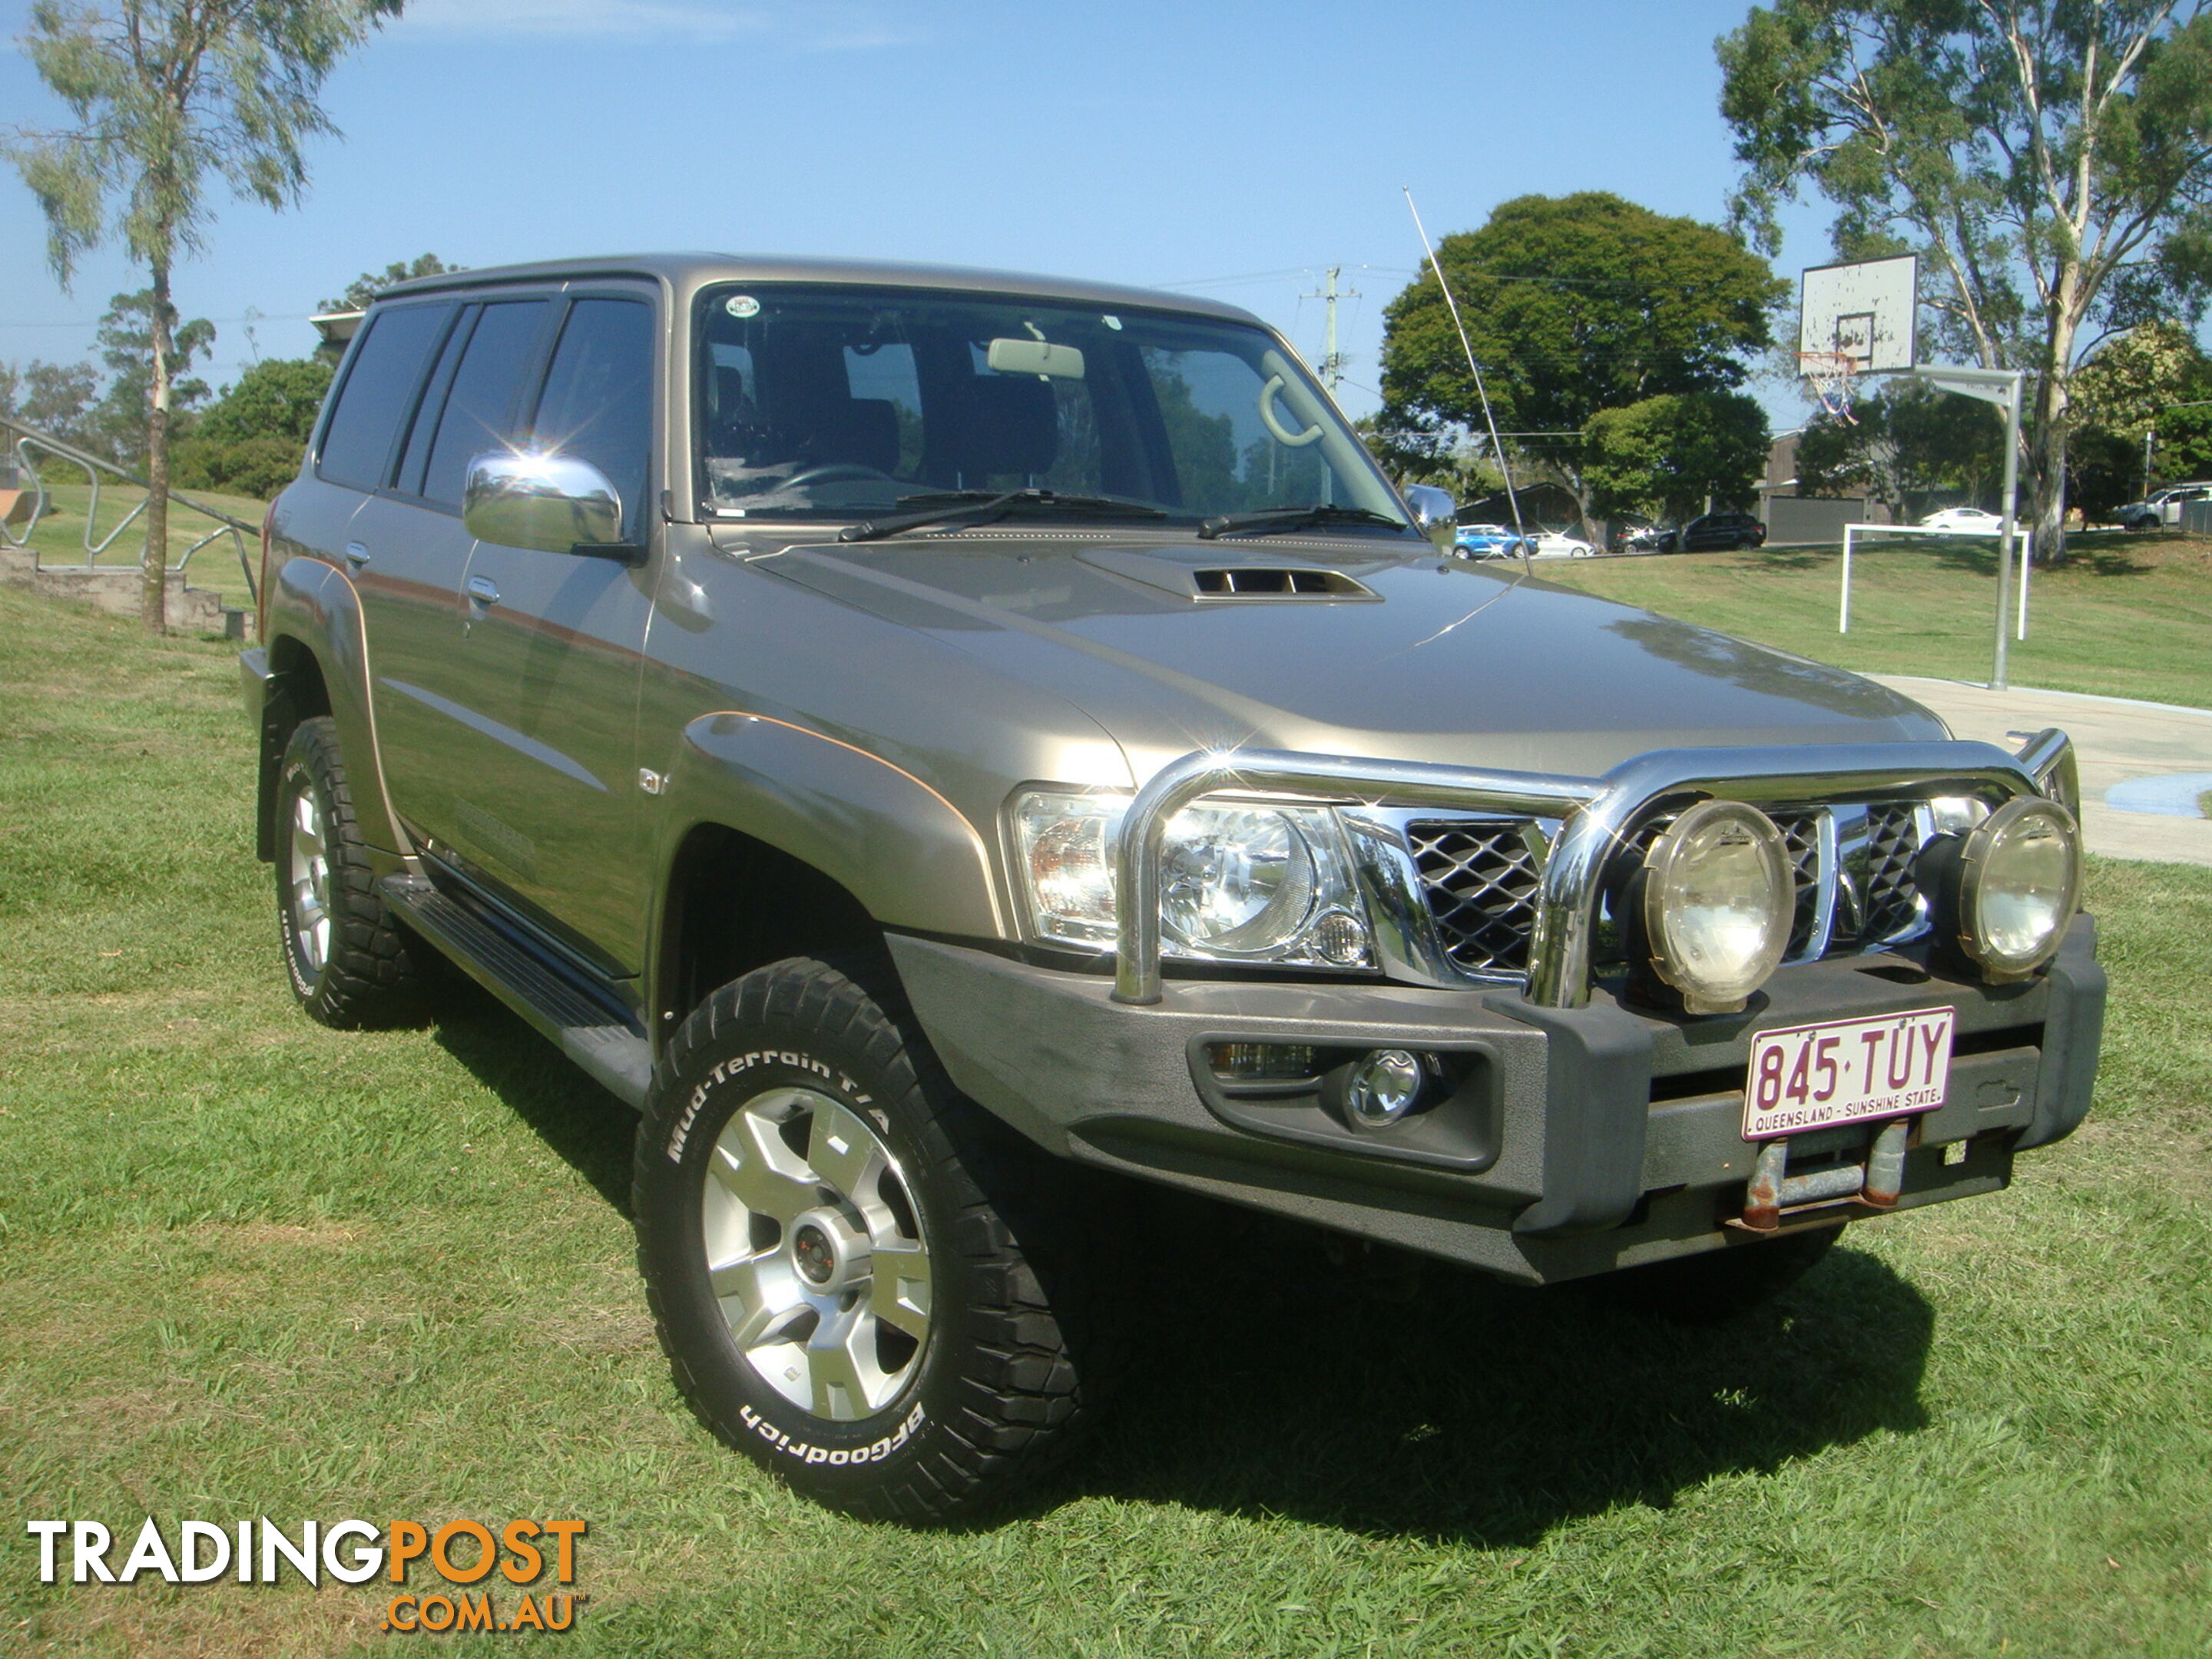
[
  {"x1": 1196, "y1": 503, "x2": 1409, "y2": 540},
  {"x1": 840, "y1": 488, "x2": 1167, "y2": 543}
]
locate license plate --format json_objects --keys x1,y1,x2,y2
[{"x1": 1742, "y1": 1008, "x2": 1955, "y2": 1141}]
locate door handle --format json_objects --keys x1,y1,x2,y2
[
  {"x1": 465, "y1": 575, "x2": 501, "y2": 606},
  {"x1": 344, "y1": 541, "x2": 369, "y2": 568}
]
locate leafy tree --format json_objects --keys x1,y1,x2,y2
[
  {"x1": 88, "y1": 288, "x2": 214, "y2": 469},
  {"x1": 1794, "y1": 382, "x2": 2005, "y2": 520},
  {"x1": 0, "y1": 357, "x2": 101, "y2": 447},
  {"x1": 4, "y1": 0, "x2": 403, "y2": 631},
  {"x1": 321, "y1": 253, "x2": 460, "y2": 314},
  {"x1": 1719, "y1": 2, "x2": 2212, "y2": 565},
  {"x1": 193, "y1": 355, "x2": 331, "y2": 445},
  {"x1": 1379, "y1": 192, "x2": 1784, "y2": 532},
  {"x1": 1581, "y1": 390, "x2": 1771, "y2": 525},
  {"x1": 2069, "y1": 319, "x2": 2212, "y2": 441},
  {"x1": 2156, "y1": 401, "x2": 2212, "y2": 477},
  {"x1": 171, "y1": 353, "x2": 331, "y2": 498}
]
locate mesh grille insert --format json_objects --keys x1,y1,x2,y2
[
  {"x1": 1862, "y1": 803, "x2": 1926, "y2": 941},
  {"x1": 1407, "y1": 820, "x2": 1544, "y2": 975}
]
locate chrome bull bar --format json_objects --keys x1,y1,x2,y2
[{"x1": 1110, "y1": 729, "x2": 2078, "y2": 1008}]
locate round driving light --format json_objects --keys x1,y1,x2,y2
[
  {"x1": 1344, "y1": 1049, "x2": 1425, "y2": 1126},
  {"x1": 1955, "y1": 796, "x2": 2080, "y2": 981},
  {"x1": 1160, "y1": 807, "x2": 1317, "y2": 952},
  {"x1": 1639, "y1": 800, "x2": 1792, "y2": 1015}
]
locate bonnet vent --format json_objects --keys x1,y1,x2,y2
[
  {"x1": 1192, "y1": 567, "x2": 1367, "y2": 598},
  {"x1": 1078, "y1": 547, "x2": 1380, "y2": 601}
]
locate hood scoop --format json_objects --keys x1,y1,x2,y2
[{"x1": 1079, "y1": 546, "x2": 1379, "y2": 604}]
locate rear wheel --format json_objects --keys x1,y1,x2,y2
[
  {"x1": 274, "y1": 717, "x2": 420, "y2": 1028},
  {"x1": 634, "y1": 956, "x2": 1121, "y2": 1522},
  {"x1": 1588, "y1": 1227, "x2": 1839, "y2": 1323}
]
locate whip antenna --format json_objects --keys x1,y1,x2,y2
[{"x1": 1402, "y1": 187, "x2": 1528, "y2": 568}]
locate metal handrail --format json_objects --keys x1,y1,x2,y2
[
  {"x1": 0, "y1": 412, "x2": 260, "y2": 604},
  {"x1": 1109, "y1": 733, "x2": 2069, "y2": 1008}
]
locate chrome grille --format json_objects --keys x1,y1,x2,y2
[
  {"x1": 1402, "y1": 801, "x2": 1933, "y2": 985},
  {"x1": 1406, "y1": 820, "x2": 1544, "y2": 975}
]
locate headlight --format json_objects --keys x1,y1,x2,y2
[
  {"x1": 1637, "y1": 800, "x2": 1792, "y2": 1015},
  {"x1": 1945, "y1": 796, "x2": 2080, "y2": 981},
  {"x1": 1010, "y1": 790, "x2": 1373, "y2": 967}
]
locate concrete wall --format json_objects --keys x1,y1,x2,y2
[{"x1": 0, "y1": 544, "x2": 245, "y2": 637}]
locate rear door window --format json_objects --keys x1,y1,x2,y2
[
  {"x1": 419, "y1": 299, "x2": 551, "y2": 509},
  {"x1": 317, "y1": 303, "x2": 452, "y2": 491},
  {"x1": 528, "y1": 297, "x2": 655, "y2": 541}
]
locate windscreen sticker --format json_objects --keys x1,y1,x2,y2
[{"x1": 724, "y1": 294, "x2": 761, "y2": 319}]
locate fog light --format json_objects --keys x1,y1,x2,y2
[
  {"x1": 1344, "y1": 1049, "x2": 1425, "y2": 1126},
  {"x1": 1208, "y1": 1042, "x2": 1319, "y2": 1082}
]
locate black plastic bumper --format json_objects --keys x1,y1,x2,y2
[{"x1": 887, "y1": 917, "x2": 2104, "y2": 1286}]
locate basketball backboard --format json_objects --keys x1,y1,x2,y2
[{"x1": 1799, "y1": 254, "x2": 1918, "y2": 374}]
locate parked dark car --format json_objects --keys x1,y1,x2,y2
[{"x1": 1680, "y1": 511, "x2": 1768, "y2": 551}]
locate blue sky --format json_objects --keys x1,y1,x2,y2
[{"x1": 1, "y1": 0, "x2": 1843, "y2": 426}]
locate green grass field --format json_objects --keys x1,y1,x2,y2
[
  {"x1": 2, "y1": 581, "x2": 2209, "y2": 1657},
  {"x1": 1543, "y1": 533, "x2": 2212, "y2": 710}
]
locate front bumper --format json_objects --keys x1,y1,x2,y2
[{"x1": 888, "y1": 916, "x2": 2104, "y2": 1286}]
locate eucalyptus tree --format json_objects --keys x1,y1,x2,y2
[
  {"x1": 4, "y1": 0, "x2": 402, "y2": 630},
  {"x1": 1719, "y1": 1, "x2": 2212, "y2": 562}
]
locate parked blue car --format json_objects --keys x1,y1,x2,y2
[{"x1": 1453, "y1": 522, "x2": 1533, "y2": 558}]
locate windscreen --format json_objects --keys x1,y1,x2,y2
[{"x1": 694, "y1": 284, "x2": 1405, "y2": 527}]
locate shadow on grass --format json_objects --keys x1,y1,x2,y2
[
  {"x1": 1065, "y1": 1216, "x2": 1933, "y2": 1546},
  {"x1": 413, "y1": 988, "x2": 1934, "y2": 1544},
  {"x1": 426, "y1": 986, "x2": 637, "y2": 1218}
]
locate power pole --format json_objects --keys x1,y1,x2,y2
[{"x1": 1303, "y1": 266, "x2": 1360, "y2": 392}]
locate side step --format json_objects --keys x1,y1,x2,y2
[{"x1": 379, "y1": 873, "x2": 654, "y2": 1108}]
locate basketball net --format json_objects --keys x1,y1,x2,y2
[{"x1": 1799, "y1": 350, "x2": 1860, "y2": 424}]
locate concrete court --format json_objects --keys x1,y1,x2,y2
[{"x1": 1869, "y1": 675, "x2": 2212, "y2": 869}]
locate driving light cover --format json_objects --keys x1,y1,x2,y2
[
  {"x1": 1009, "y1": 790, "x2": 1372, "y2": 967},
  {"x1": 1954, "y1": 796, "x2": 2080, "y2": 981},
  {"x1": 1639, "y1": 800, "x2": 1793, "y2": 1015}
]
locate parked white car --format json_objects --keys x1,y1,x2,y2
[
  {"x1": 1532, "y1": 530, "x2": 1598, "y2": 558},
  {"x1": 1919, "y1": 507, "x2": 2005, "y2": 532}
]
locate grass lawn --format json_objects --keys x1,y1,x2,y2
[
  {"x1": 1543, "y1": 532, "x2": 2212, "y2": 711},
  {"x1": 6, "y1": 479, "x2": 267, "y2": 618},
  {"x1": 2, "y1": 581, "x2": 2209, "y2": 1657}
]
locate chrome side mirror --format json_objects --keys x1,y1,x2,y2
[
  {"x1": 1402, "y1": 483, "x2": 1458, "y2": 551},
  {"x1": 462, "y1": 451, "x2": 637, "y2": 561}
]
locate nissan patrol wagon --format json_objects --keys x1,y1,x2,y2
[{"x1": 243, "y1": 253, "x2": 2103, "y2": 1520}]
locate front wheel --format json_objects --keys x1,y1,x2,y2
[
  {"x1": 274, "y1": 717, "x2": 420, "y2": 1028},
  {"x1": 634, "y1": 957, "x2": 1119, "y2": 1522}
]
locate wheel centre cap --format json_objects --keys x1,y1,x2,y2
[{"x1": 788, "y1": 1208, "x2": 868, "y2": 1293}]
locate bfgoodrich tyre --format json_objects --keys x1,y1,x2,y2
[
  {"x1": 274, "y1": 716, "x2": 420, "y2": 1028},
  {"x1": 633, "y1": 956, "x2": 1119, "y2": 1522}
]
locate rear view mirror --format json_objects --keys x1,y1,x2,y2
[
  {"x1": 986, "y1": 337, "x2": 1086, "y2": 379},
  {"x1": 462, "y1": 451, "x2": 639, "y2": 562}
]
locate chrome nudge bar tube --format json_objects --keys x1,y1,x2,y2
[{"x1": 1108, "y1": 735, "x2": 2071, "y2": 1008}]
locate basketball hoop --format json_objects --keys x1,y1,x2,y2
[{"x1": 1799, "y1": 349, "x2": 1861, "y2": 423}]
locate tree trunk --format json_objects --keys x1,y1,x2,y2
[
  {"x1": 141, "y1": 257, "x2": 173, "y2": 634},
  {"x1": 2027, "y1": 308, "x2": 2081, "y2": 569}
]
